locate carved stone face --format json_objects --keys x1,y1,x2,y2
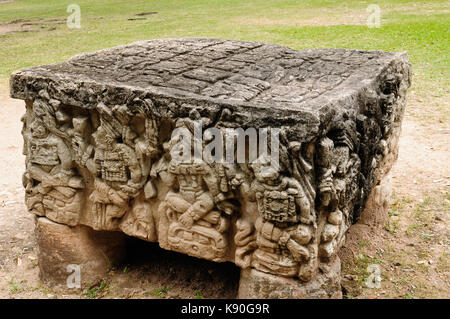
[
  {"x1": 169, "y1": 128, "x2": 195, "y2": 163},
  {"x1": 171, "y1": 137, "x2": 188, "y2": 158},
  {"x1": 92, "y1": 126, "x2": 115, "y2": 148},
  {"x1": 252, "y1": 157, "x2": 281, "y2": 184},
  {"x1": 30, "y1": 119, "x2": 48, "y2": 138},
  {"x1": 73, "y1": 117, "x2": 88, "y2": 133}
]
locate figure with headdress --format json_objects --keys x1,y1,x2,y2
[
  {"x1": 154, "y1": 112, "x2": 233, "y2": 262},
  {"x1": 86, "y1": 103, "x2": 154, "y2": 230},
  {"x1": 23, "y1": 98, "x2": 84, "y2": 226}
]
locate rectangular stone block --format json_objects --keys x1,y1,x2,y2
[
  {"x1": 35, "y1": 216, "x2": 125, "y2": 287},
  {"x1": 10, "y1": 38, "x2": 411, "y2": 297}
]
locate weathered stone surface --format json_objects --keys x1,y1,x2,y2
[
  {"x1": 238, "y1": 257, "x2": 342, "y2": 298},
  {"x1": 338, "y1": 172, "x2": 393, "y2": 267},
  {"x1": 35, "y1": 217, "x2": 126, "y2": 287},
  {"x1": 358, "y1": 173, "x2": 392, "y2": 228},
  {"x1": 10, "y1": 38, "x2": 411, "y2": 297}
]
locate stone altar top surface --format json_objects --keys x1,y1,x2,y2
[{"x1": 10, "y1": 38, "x2": 406, "y2": 112}]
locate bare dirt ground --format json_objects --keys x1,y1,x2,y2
[
  {"x1": 339, "y1": 94, "x2": 450, "y2": 299},
  {"x1": 0, "y1": 84, "x2": 448, "y2": 298}
]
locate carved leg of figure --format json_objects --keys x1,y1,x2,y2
[
  {"x1": 35, "y1": 216, "x2": 126, "y2": 288},
  {"x1": 238, "y1": 257, "x2": 342, "y2": 299}
]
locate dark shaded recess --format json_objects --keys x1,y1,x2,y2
[
  {"x1": 122, "y1": 236, "x2": 240, "y2": 298},
  {"x1": 352, "y1": 75, "x2": 402, "y2": 224}
]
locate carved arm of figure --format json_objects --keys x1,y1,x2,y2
[
  {"x1": 27, "y1": 162, "x2": 52, "y2": 187},
  {"x1": 178, "y1": 168, "x2": 221, "y2": 228},
  {"x1": 177, "y1": 161, "x2": 225, "y2": 228},
  {"x1": 122, "y1": 126, "x2": 138, "y2": 147},
  {"x1": 179, "y1": 196, "x2": 216, "y2": 228},
  {"x1": 151, "y1": 155, "x2": 176, "y2": 188},
  {"x1": 246, "y1": 179, "x2": 262, "y2": 202},
  {"x1": 202, "y1": 165, "x2": 225, "y2": 204},
  {"x1": 284, "y1": 177, "x2": 313, "y2": 225},
  {"x1": 317, "y1": 137, "x2": 337, "y2": 208},
  {"x1": 282, "y1": 234, "x2": 310, "y2": 262},
  {"x1": 86, "y1": 149, "x2": 102, "y2": 177},
  {"x1": 55, "y1": 136, "x2": 73, "y2": 172},
  {"x1": 119, "y1": 144, "x2": 146, "y2": 195}
]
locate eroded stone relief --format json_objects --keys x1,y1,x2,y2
[
  {"x1": 13, "y1": 38, "x2": 411, "y2": 297},
  {"x1": 23, "y1": 96, "x2": 85, "y2": 226}
]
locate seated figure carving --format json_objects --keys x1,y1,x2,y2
[
  {"x1": 248, "y1": 156, "x2": 316, "y2": 280},
  {"x1": 23, "y1": 100, "x2": 84, "y2": 226},
  {"x1": 156, "y1": 120, "x2": 231, "y2": 262}
]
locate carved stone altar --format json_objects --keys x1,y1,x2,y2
[{"x1": 10, "y1": 38, "x2": 411, "y2": 298}]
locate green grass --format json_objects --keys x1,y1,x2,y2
[
  {"x1": 146, "y1": 284, "x2": 172, "y2": 298},
  {"x1": 0, "y1": 0, "x2": 448, "y2": 98},
  {"x1": 194, "y1": 289, "x2": 203, "y2": 299},
  {"x1": 82, "y1": 280, "x2": 110, "y2": 299},
  {"x1": 8, "y1": 276, "x2": 25, "y2": 294},
  {"x1": 347, "y1": 253, "x2": 384, "y2": 287}
]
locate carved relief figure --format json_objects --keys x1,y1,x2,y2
[
  {"x1": 119, "y1": 200, "x2": 157, "y2": 241},
  {"x1": 23, "y1": 98, "x2": 84, "y2": 226},
  {"x1": 247, "y1": 156, "x2": 316, "y2": 280},
  {"x1": 71, "y1": 116, "x2": 94, "y2": 168},
  {"x1": 86, "y1": 103, "x2": 157, "y2": 231},
  {"x1": 155, "y1": 117, "x2": 234, "y2": 262},
  {"x1": 317, "y1": 128, "x2": 360, "y2": 258},
  {"x1": 234, "y1": 219, "x2": 257, "y2": 269}
]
